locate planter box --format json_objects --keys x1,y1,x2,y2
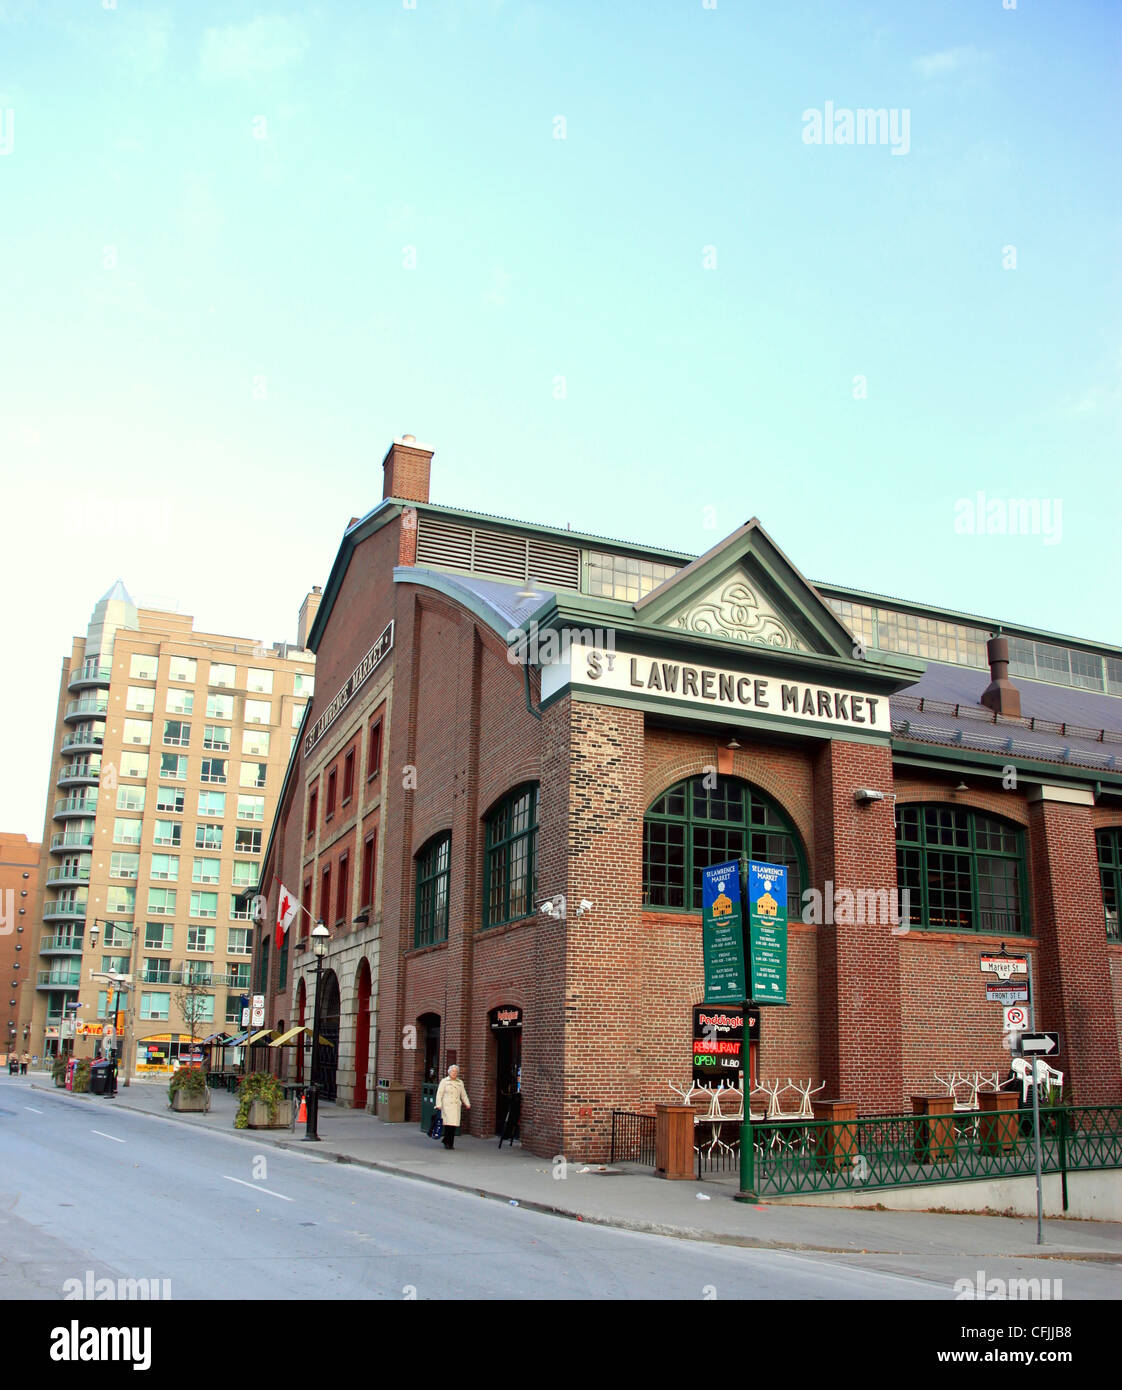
[
  {"x1": 812, "y1": 1100, "x2": 859, "y2": 1172},
  {"x1": 171, "y1": 1088, "x2": 211, "y2": 1113},
  {"x1": 912, "y1": 1095, "x2": 956, "y2": 1164},
  {"x1": 978, "y1": 1090, "x2": 1020, "y2": 1155},
  {"x1": 246, "y1": 1099, "x2": 292, "y2": 1129}
]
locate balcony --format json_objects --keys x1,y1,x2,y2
[
  {"x1": 64, "y1": 697, "x2": 109, "y2": 723},
  {"x1": 57, "y1": 759, "x2": 102, "y2": 788},
  {"x1": 50, "y1": 830, "x2": 94, "y2": 851},
  {"x1": 46, "y1": 864, "x2": 91, "y2": 887},
  {"x1": 61, "y1": 728, "x2": 105, "y2": 754},
  {"x1": 54, "y1": 794, "x2": 98, "y2": 819},
  {"x1": 42, "y1": 899, "x2": 87, "y2": 922},
  {"x1": 38, "y1": 969, "x2": 82, "y2": 989},
  {"x1": 67, "y1": 662, "x2": 113, "y2": 692},
  {"x1": 40, "y1": 933, "x2": 85, "y2": 955}
]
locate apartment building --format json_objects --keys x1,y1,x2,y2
[
  {"x1": 2, "y1": 832, "x2": 40, "y2": 1061},
  {"x1": 24, "y1": 582, "x2": 316, "y2": 1074}
]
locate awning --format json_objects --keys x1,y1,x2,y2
[
  {"x1": 269, "y1": 1025, "x2": 310, "y2": 1047},
  {"x1": 225, "y1": 1031, "x2": 249, "y2": 1046},
  {"x1": 200, "y1": 1032, "x2": 224, "y2": 1045},
  {"x1": 248, "y1": 1029, "x2": 274, "y2": 1044}
]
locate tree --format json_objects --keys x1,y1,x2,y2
[{"x1": 174, "y1": 977, "x2": 213, "y2": 1052}]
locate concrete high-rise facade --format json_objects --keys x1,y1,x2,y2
[{"x1": 24, "y1": 583, "x2": 316, "y2": 1075}]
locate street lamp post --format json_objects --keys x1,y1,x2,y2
[
  {"x1": 87, "y1": 919, "x2": 140, "y2": 1090},
  {"x1": 303, "y1": 921, "x2": 329, "y2": 1142}
]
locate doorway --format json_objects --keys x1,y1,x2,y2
[
  {"x1": 418, "y1": 1013, "x2": 441, "y2": 1132},
  {"x1": 489, "y1": 1006, "x2": 523, "y2": 1137},
  {"x1": 313, "y1": 970, "x2": 340, "y2": 1102}
]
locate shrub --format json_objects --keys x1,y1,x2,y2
[
  {"x1": 235, "y1": 1071, "x2": 285, "y2": 1129},
  {"x1": 71, "y1": 1059, "x2": 92, "y2": 1094},
  {"x1": 52, "y1": 1057, "x2": 67, "y2": 1086},
  {"x1": 168, "y1": 1066, "x2": 209, "y2": 1103}
]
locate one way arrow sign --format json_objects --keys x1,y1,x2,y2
[{"x1": 1019, "y1": 1032, "x2": 1060, "y2": 1056}]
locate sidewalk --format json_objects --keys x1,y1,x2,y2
[{"x1": 27, "y1": 1075, "x2": 1122, "y2": 1260}]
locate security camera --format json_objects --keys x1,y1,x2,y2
[
  {"x1": 576, "y1": 899, "x2": 593, "y2": 916},
  {"x1": 540, "y1": 894, "x2": 566, "y2": 919},
  {"x1": 539, "y1": 901, "x2": 556, "y2": 918}
]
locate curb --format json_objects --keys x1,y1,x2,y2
[{"x1": 27, "y1": 1081, "x2": 1121, "y2": 1262}]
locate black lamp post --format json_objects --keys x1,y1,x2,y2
[{"x1": 303, "y1": 921, "x2": 329, "y2": 1142}]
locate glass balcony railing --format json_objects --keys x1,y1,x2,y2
[
  {"x1": 40, "y1": 933, "x2": 85, "y2": 954},
  {"x1": 46, "y1": 864, "x2": 91, "y2": 886},
  {"x1": 54, "y1": 795, "x2": 98, "y2": 818},
  {"x1": 67, "y1": 662, "x2": 113, "y2": 692},
  {"x1": 38, "y1": 970, "x2": 82, "y2": 988},
  {"x1": 64, "y1": 697, "x2": 109, "y2": 722},
  {"x1": 43, "y1": 899, "x2": 87, "y2": 920},
  {"x1": 61, "y1": 727, "x2": 105, "y2": 753},
  {"x1": 57, "y1": 760, "x2": 102, "y2": 787},
  {"x1": 50, "y1": 831, "x2": 94, "y2": 851}
]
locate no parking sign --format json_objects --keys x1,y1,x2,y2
[{"x1": 1003, "y1": 1004, "x2": 1029, "y2": 1033}]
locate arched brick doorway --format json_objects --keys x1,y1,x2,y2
[
  {"x1": 353, "y1": 959, "x2": 371, "y2": 1110},
  {"x1": 313, "y1": 970, "x2": 340, "y2": 1102}
]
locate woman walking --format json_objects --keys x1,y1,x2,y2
[{"x1": 434, "y1": 1064, "x2": 470, "y2": 1149}]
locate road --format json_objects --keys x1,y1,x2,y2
[{"x1": 0, "y1": 1080, "x2": 1113, "y2": 1300}]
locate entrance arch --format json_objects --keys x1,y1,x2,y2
[
  {"x1": 313, "y1": 970, "x2": 340, "y2": 1102},
  {"x1": 353, "y1": 959, "x2": 372, "y2": 1110}
]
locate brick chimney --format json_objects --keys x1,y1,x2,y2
[
  {"x1": 980, "y1": 634, "x2": 1021, "y2": 718},
  {"x1": 297, "y1": 586, "x2": 322, "y2": 650},
  {"x1": 382, "y1": 435, "x2": 433, "y2": 503}
]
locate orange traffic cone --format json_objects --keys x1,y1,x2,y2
[{"x1": 297, "y1": 1092, "x2": 307, "y2": 1124}]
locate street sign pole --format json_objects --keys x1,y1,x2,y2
[
  {"x1": 1026, "y1": 952, "x2": 1043, "y2": 1247},
  {"x1": 736, "y1": 849, "x2": 757, "y2": 1204}
]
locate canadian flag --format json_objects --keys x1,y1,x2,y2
[{"x1": 275, "y1": 885, "x2": 299, "y2": 948}]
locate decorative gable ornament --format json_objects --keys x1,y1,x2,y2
[{"x1": 668, "y1": 578, "x2": 810, "y2": 652}]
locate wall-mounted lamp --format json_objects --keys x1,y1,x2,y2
[{"x1": 854, "y1": 788, "x2": 885, "y2": 805}]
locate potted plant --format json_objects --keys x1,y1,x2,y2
[
  {"x1": 71, "y1": 1059, "x2": 91, "y2": 1094},
  {"x1": 235, "y1": 1072, "x2": 291, "y2": 1130},
  {"x1": 168, "y1": 1065, "x2": 211, "y2": 1113},
  {"x1": 52, "y1": 1057, "x2": 67, "y2": 1088}
]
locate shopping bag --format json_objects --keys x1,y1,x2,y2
[{"x1": 428, "y1": 1107, "x2": 443, "y2": 1140}]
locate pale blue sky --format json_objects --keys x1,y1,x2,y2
[{"x1": 1, "y1": 0, "x2": 1119, "y2": 836}]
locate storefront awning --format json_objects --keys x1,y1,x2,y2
[{"x1": 269, "y1": 1025, "x2": 309, "y2": 1047}]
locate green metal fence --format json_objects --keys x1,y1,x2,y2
[{"x1": 739, "y1": 1105, "x2": 1122, "y2": 1205}]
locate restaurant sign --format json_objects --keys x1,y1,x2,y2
[
  {"x1": 541, "y1": 640, "x2": 891, "y2": 736},
  {"x1": 692, "y1": 1004, "x2": 759, "y2": 1084},
  {"x1": 304, "y1": 622, "x2": 394, "y2": 756}
]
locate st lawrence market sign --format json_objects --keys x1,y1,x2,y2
[
  {"x1": 541, "y1": 640, "x2": 891, "y2": 736},
  {"x1": 303, "y1": 622, "x2": 394, "y2": 757}
]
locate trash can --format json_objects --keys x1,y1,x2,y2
[
  {"x1": 89, "y1": 1060, "x2": 111, "y2": 1096},
  {"x1": 378, "y1": 1082, "x2": 407, "y2": 1122}
]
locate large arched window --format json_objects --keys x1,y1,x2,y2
[
  {"x1": 483, "y1": 784, "x2": 539, "y2": 928},
  {"x1": 414, "y1": 833, "x2": 450, "y2": 948},
  {"x1": 895, "y1": 804, "x2": 1028, "y2": 934},
  {"x1": 1096, "y1": 827, "x2": 1122, "y2": 941},
  {"x1": 643, "y1": 775, "x2": 805, "y2": 912}
]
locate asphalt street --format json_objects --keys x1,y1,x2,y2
[{"x1": 0, "y1": 1080, "x2": 1114, "y2": 1300}]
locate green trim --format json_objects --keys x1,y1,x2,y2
[
  {"x1": 482, "y1": 783, "x2": 540, "y2": 929},
  {"x1": 895, "y1": 803, "x2": 1029, "y2": 936},
  {"x1": 414, "y1": 833, "x2": 450, "y2": 949},
  {"x1": 1095, "y1": 828, "x2": 1122, "y2": 942},
  {"x1": 307, "y1": 501, "x2": 403, "y2": 651},
  {"x1": 889, "y1": 739, "x2": 1122, "y2": 790}
]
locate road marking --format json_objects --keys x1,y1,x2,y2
[
  {"x1": 91, "y1": 1130, "x2": 125, "y2": 1143},
  {"x1": 223, "y1": 1175, "x2": 293, "y2": 1203},
  {"x1": 24, "y1": 1106, "x2": 42, "y2": 1113}
]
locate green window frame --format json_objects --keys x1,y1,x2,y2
[
  {"x1": 643, "y1": 775, "x2": 806, "y2": 912},
  {"x1": 895, "y1": 804, "x2": 1028, "y2": 935},
  {"x1": 1095, "y1": 827, "x2": 1122, "y2": 941},
  {"x1": 414, "y1": 833, "x2": 450, "y2": 948},
  {"x1": 483, "y1": 784, "x2": 539, "y2": 928}
]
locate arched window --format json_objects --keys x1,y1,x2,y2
[
  {"x1": 643, "y1": 775, "x2": 805, "y2": 911},
  {"x1": 414, "y1": 833, "x2": 451, "y2": 948},
  {"x1": 1096, "y1": 827, "x2": 1122, "y2": 941},
  {"x1": 483, "y1": 784, "x2": 539, "y2": 928},
  {"x1": 895, "y1": 804, "x2": 1028, "y2": 934}
]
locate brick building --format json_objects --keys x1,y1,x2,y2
[
  {"x1": 2, "y1": 832, "x2": 40, "y2": 1061},
  {"x1": 258, "y1": 436, "x2": 1122, "y2": 1159}
]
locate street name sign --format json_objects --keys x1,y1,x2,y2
[
  {"x1": 980, "y1": 954, "x2": 1028, "y2": 980},
  {"x1": 986, "y1": 981, "x2": 1028, "y2": 1004}
]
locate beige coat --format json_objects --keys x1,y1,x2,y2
[{"x1": 435, "y1": 1074, "x2": 470, "y2": 1127}]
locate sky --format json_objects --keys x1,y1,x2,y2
[{"x1": 0, "y1": 0, "x2": 1119, "y2": 839}]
